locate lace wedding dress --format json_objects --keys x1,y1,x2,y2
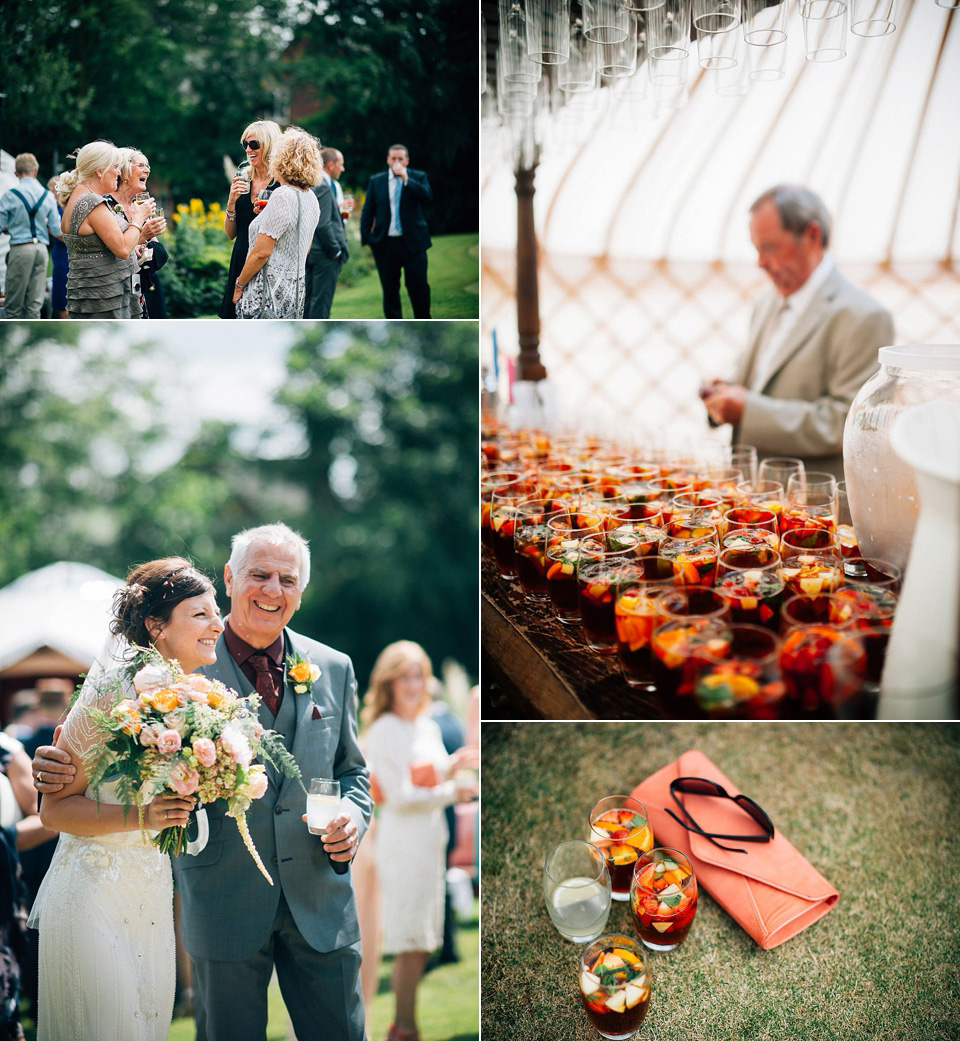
[{"x1": 27, "y1": 646, "x2": 175, "y2": 1041}]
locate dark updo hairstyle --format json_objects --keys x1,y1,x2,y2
[{"x1": 110, "y1": 557, "x2": 214, "y2": 648}]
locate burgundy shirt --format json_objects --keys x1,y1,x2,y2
[{"x1": 223, "y1": 621, "x2": 284, "y2": 706}]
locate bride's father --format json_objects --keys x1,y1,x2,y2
[{"x1": 33, "y1": 523, "x2": 371, "y2": 1041}]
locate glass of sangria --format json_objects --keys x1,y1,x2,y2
[
  {"x1": 780, "y1": 489, "x2": 837, "y2": 537},
  {"x1": 692, "y1": 623, "x2": 786, "y2": 718},
  {"x1": 835, "y1": 481, "x2": 860, "y2": 559},
  {"x1": 842, "y1": 556, "x2": 902, "y2": 592},
  {"x1": 579, "y1": 935, "x2": 651, "y2": 1039},
  {"x1": 579, "y1": 537, "x2": 644, "y2": 654},
  {"x1": 481, "y1": 470, "x2": 528, "y2": 555},
  {"x1": 588, "y1": 796, "x2": 653, "y2": 902},
  {"x1": 489, "y1": 485, "x2": 529, "y2": 581},
  {"x1": 718, "y1": 533, "x2": 780, "y2": 572},
  {"x1": 513, "y1": 498, "x2": 564, "y2": 601},
  {"x1": 723, "y1": 505, "x2": 779, "y2": 538},
  {"x1": 630, "y1": 848, "x2": 699, "y2": 951},
  {"x1": 779, "y1": 624, "x2": 866, "y2": 716},
  {"x1": 778, "y1": 553, "x2": 844, "y2": 603},
  {"x1": 715, "y1": 562, "x2": 784, "y2": 630},
  {"x1": 736, "y1": 478, "x2": 785, "y2": 519},
  {"x1": 780, "y1": 591, "x2": 858, "y2": 632},
  {"x1": 661, "y1": 520, "x2": 719, "y2": 588},
  {"x1": 614, "y1": 564, "x2": 676, "y2": 689},
  {"x1": 543, "y1": 839, "x2": 612, "y2": 943}
]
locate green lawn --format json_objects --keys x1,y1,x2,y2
[
  {"x1": 330, "y1": 233, "x2": 478, "y2": 320},
  {"x1": 19, "y1": 900, "x2": 477, "y2": 1040},
  {"x1": 481, "y1": 722, "x2": 960, "y2": 1041}
]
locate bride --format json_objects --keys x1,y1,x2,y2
[{"x1": 30, "y1": 557, "x2": 223, "y2": 1040}]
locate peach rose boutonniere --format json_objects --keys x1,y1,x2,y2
[{"x1": 286, "y1": 652, "x2": 322, "y2": 702}]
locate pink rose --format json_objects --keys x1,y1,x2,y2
[
  {"x1": 247, "y1": 766, "x2": 269, "y2": 800},
  {"x1": 133, "y1": 662, "x2": 175, "y2": 693},
  {"x1": 193, "y1": 737, "x2": 217, "y2": 768},
  {"x1": 139, "y1": 726, "x2": 158, "y2": 747},
  {"x1": 220, "y1": 726, "x2": 253, "y2": 767},
  {"x1": 157, "y1": 729, "x2": 182, "y2": 755},
  {"x1": 169, "y1": 761, "x2": 200, "y2": 796},
  {"x1": 185, "y1": 675, "x2": 215, "y2": 702}
]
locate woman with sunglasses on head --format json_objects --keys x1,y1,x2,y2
[{"x1": 217, "y1": 119, "x2": 281, "y2": 318}]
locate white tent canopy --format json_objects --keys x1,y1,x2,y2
[
  {"x1": 482, "y1": 1, "x2": 960, "y2": 264},
  {"x1": 480, "y1": 1, "x2": 960, "y2": 439},
  {"x1": 0, "y1": 562, "x2": 124, "y2": 676}
]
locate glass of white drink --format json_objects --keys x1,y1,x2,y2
[
  {"x1": 543, "y1": 840, "x2": 612, "y2": 943},
  {"x1": 306, "y1": 778, "x2": 341, "y2": 835}
]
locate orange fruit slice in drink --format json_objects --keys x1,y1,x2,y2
[
  {"x1": 624, "y1": 825, "x2": 653, "y2": 851},
  {"x1": 653, "y1": 628, "x2": 687, "y2": 669},
  {"x1": 608, "y1": 843, "x2": 638, "y2": 865}
]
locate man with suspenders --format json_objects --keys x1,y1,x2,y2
[{"x1": 0, "y1": 153, "x2": 62, "y2": 318}]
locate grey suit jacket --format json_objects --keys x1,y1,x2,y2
[
  {"x1": 731, "y1": 266, "x2": 894, "y2": 482},
  {"x1": 172, "y1": 626, "x2": 371, "y2": 961}
]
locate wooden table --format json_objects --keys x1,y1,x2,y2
[{"x1": 482, "y1": 554, "x2": 669, "y2": 719}]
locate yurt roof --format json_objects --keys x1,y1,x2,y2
[{"x1": 481, "y1": 0, "x2": 960, "y2": 265}]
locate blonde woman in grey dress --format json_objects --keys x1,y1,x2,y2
[
  {"x1": 232, "y1": 127, "x2": 321, "y2": 319},
  {"x1": 57, "y1": 141, "x2": 166, "y2": 318}
]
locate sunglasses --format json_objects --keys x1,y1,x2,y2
[
  {"x1": 243, "y1": 139, "x2": 261, "y2": 150},
  {"x1": 665, "y1": 776, "x2": 774, "y2": 855}
]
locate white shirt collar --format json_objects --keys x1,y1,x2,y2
[{"x1": 782, "y1": 253, "x2": 834, "y2": 318}]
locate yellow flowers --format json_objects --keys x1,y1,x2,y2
[{"x1": 172, "y1": 198, "x2": 225, "y2": 231}]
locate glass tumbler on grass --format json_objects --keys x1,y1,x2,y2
[
  {"x1": 580, "y1": 934, "x2": 651, "y2": 1039},
  {"x1": 631, "y1": 848, "x2": 698, "y2": 951},
  {"x1": 589, "y1": 796, "x2": 653, "y2": 901},
  {"x1": 543, "y1": 840, "x2": 612, "y2": 943}
]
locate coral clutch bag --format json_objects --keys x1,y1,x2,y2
[{"x1": 630, "y1": 749, "x2": 838, "y2": 950}]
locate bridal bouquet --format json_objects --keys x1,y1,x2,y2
[{"x1": 81, "y1": 648, "x2": 302, "y2": 884}]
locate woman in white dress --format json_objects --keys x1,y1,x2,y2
[
  {"x1": 29, "y1": 557, "x2": 222, "y2": 1041},
  {"x1": 231, "y1": 126, "x2": 321, "y2": 319},
  {"x1": 362, "y1": 641, "x2": 479, "y2": 1041}
]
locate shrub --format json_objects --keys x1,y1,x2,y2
[{"x1": 161, "y1": 199, "x2": 233, "y2": 317}]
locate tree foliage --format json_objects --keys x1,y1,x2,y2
[
  {"x1": 0, "y1": 322, "x2": 478, "y2": 688},
  {"x1": 2, "y1": 0, "x2": 477, "y2": 233}
]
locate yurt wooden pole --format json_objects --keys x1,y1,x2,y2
[{"x1": 515, "y1": 165, "x2": 547, "y2": 382}]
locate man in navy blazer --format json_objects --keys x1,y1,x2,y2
[
  {"x1": 305, "y1": 148, "x2": 350, "y2": 319},
  {"x1": 360, "y1": 143, "x2": 432, "y2": 319}
]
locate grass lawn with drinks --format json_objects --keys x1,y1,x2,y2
[{"x1": 481, "y1": 722, "x2": 960, "y2": 1041}]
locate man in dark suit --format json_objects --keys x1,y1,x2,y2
[
  {"x1": 305, "y1": 148, "x2": 349, "y2": 319},
  {"x1": 360, "y1": 143, "x2": 432, "y2": 319}
]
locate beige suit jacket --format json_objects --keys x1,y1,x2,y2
[{"x1": 731, "y1": 266, "x2": 894, "y2": 482}]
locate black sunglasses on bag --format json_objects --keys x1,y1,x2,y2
[{"x1": 664, "y1": 776, "x2": 775, "y2": 855}]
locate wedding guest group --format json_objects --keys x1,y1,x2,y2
[{"x1": 361, "y1": 143, "x2": 433, "y2": 319}]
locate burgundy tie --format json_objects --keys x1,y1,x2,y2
[{"x1": 248, "y1": 653, "x2": 281, "y2": 716}]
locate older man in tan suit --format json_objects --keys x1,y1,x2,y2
[{"x1": 701, "y1": 185, "x2": 894, "y2": 482}]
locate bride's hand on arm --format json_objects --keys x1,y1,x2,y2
[{"x1": 33, "y1": 727, "x2": 76, "y2": 793}]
